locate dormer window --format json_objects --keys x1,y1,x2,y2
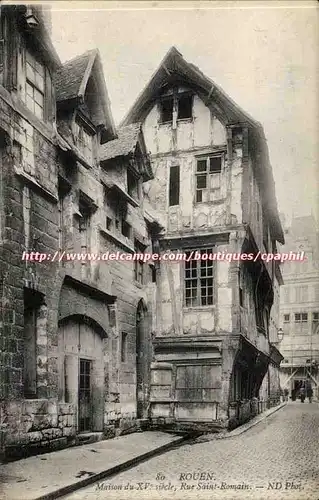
[
  {"x1": 25, "y1": 51, "x2": 45, "y2": 119},
  {"x1": 74, "y1": 121, "x2": 94, "y2": 165}
]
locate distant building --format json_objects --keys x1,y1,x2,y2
[
  {"x1": 279, "y1": 215, "x2": 319, "y2": 399},
  {"x1": 122, "y1": 47, "x2": 284, "y2": 431}
]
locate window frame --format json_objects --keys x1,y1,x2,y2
[
  {"x1": 184, "y1": 248, "x2": 215, "y2": 308},
  {"x1": 159, "y1": 92, "x2": 194, "y2": 124},
  {"x1": 294, "y1": 312, "x2": 308, "y2": 323},
  {"x1": 74, "y1": 119, "x2": 95, "y2": 165},
  {"x1": 195, "y1": 154, "x2": 223, "y2": 203},
  {"x1": 25, "y1": 50, "x2": 45, "y2": 120},
  {"x1": 283, "y1": 314, "x2": 290, "y2": 323}
]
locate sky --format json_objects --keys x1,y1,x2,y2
[{"x1": 49, "y1": 0, "x2": 319, "y2": 226}]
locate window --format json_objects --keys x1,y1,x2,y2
[
  {"x1": 313, "y1": 312, "x2": 319, "y2": 322},
  {"x1": 195, "y1": 156, "x2": 222, "y2": 203},
  {"x1": 74, "y1": 121, "x2": 94, "y2": 164},
  {"x1": 25, "y1": 51, "x2": 45, "y2": 119},
  {"x1": 175, "y1": 365, "x2": 220, "y2": 402},
  {"x1": 295, "y1": 313, "x2": 308, "y2": 323},
  {"x1": 134, "y1": 241, "x2": 144, "y2": 284},
  {"x1": 283, "y1": 314, "x2": 290, "y2": 323},
  {"x1": 239, "y1": 287, "x2": 244, "y2": 307},
  {"x1": 121, "y1": 220, "x2": 131, "y2": 239},
  {"x1": 160, "y1": 96, "x2": 173, "y2": 123},
  {"x1": 169, "y1": 165, "x2": 180, "y2": 206},
  {"x1": 160, "y1": 93, "x2": 193, "y2": 123},
  {"x1": 127, "y1": 170, "x2": 139, "y2": 200},
  {"x1": 184, "y1": 249, "x2": 214, "y2": 307},
  {"x1": 178, "y1": 94, "x2": 193, "y2": 119},
  {"x1": 106, "y1": 217, "x2": 113, "y2": 231},
  {"x1": 121, "y1": 332, "x2": 128, "y2": 362}
]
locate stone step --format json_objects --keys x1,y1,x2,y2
[{"x1": 75, "y1": 432, "x2": 104, "y2": 446}]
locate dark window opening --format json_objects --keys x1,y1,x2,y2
[
  {"x1": 169, "y1": 165, "x2": 180, "y2": 206},
  {"x1": 134, "y1": 241, "x2": 144, "y2": 284},
  {"x1": 106, "y1": 217, "x2": 112, "y2": 231},
  {"x1": 150, "y1": 265, "x2": 157, "y2": 283},
  {"x1": 184, "y1": 249, "x2": 214, "y2": 307},
  {"x1": 121, "y1": 220, "x2": 131, "y2": 239},
  {"x1": 127, "y1": 170, "x2": 139, "y2": 200},
  {"x1": 283, "y1": 314, "x2": 290, "y2": 323},
  {"x1": 313, "y1": 312, "x2": 319, "y2": 322},
  {"x1": 160, "y1": 97, "x2": 173, "y2": 123},
  {"x1": 79, "y1": 199, "x2": 91, "y2": 232},
  {"x1": 121, "y1": 332, "x2": 128, "y2": 363},
  {"x1": 178, "y1": 94, "x2": 193, "y2": 119},
  {"x1": 209, "y1": 156, "x2": 222, "y2": 173},
  {"x1": 239, "y1": 287, "x2": 244, "y2": 307}
]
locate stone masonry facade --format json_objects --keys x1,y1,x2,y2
[{"x1": 0, "y1": 5, "x2": 158, "y2": 460}]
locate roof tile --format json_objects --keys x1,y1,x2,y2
[{"x1": 100, "y1": 123, "x2": 142, "y2": 162}]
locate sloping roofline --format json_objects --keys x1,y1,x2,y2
[
  {"x1": 55, "y1": 49, "x2": 117, "y2": 139},
  {"x1": 121, "y1": 46, "x2": 284, "y2": 244}
]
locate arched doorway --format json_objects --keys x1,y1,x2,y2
[
  {"x1": 58, "y1": 315, "x2": 106, "y2": 432},
  {"x1": 136, "y1": 300, "x2": 149, "y2": 419}
]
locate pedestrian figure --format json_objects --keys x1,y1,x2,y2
[
  {"x1": 299, "y1": 386, "x2": 305, "y2": 403},
  {"x1": 306, "y1": 386, "x2": 313, "y2": 403},
  {"x1": 284, "y1": 388, "x2": 289, "y2": 402}
]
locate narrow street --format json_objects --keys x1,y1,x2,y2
[{"x1": 65, "y1": 403, "x2": 319, "y2": 500}]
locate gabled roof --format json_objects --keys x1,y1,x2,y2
[
  {"x1": 121, "y1": 46, "x2": 285, "y2": 244},
  {"x1": 100, "y1": 123, "x2": 153, "y2": 181},
  {"x1": 121, "y1": 46, "x2": 258, "y2": 128},
  {"x1": 100, "y1": 123, "x2": 142, "y2": 162},
  {"x1": 54, "y1": 50, "x2": 94, "y2": 102},
  {"x1": 54, "y1": 49, "x2": 116, "y2": 138}
]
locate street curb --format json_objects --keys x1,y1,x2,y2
[
  {"x1": 194, "y1": 402, "x2": 287, "y2": 443},
  {"x1": 33, "y1": 435, "x2": 187, "y2": 500}
]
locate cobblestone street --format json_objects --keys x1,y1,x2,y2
[{"x1": 65, "y1": 403, "x2": 319, "y2": 500}]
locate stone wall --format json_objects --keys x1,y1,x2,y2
[{"x1": 0, "y1": 400, "x2": 75, "y2": 459}]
